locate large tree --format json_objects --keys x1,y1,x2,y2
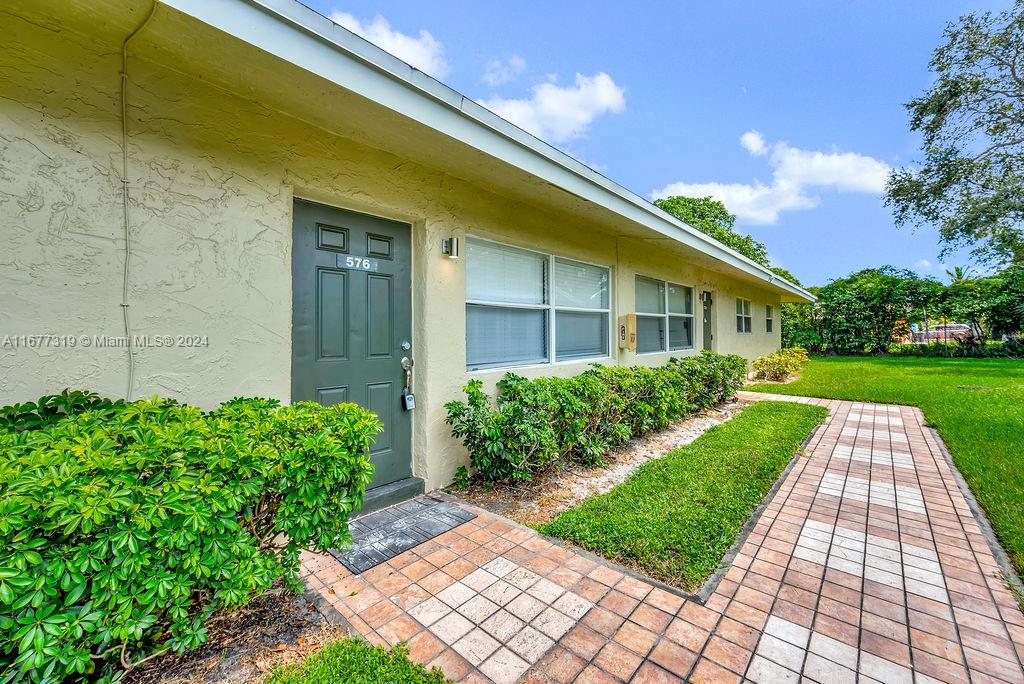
[
  {"x1": 814, "y1": 268, "x2": 943, "y2": 354},
  {"x1": 654, "y1": 195, "x2": 799, "y2": 283},
  {"x1": 941, "y1": 264, "x2": 1024, "y2": 340},
  {"x1": 655, "y1": 196, "x2": 770, "y2": 267},
  {"x1": 886, "y1": 2, "x2": 1024, "y2": 265}
]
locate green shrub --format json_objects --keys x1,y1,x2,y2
[
  {"x1": 885, "y1": 340, "x2": 1022, "y2": 358},
  {"x1": 0, "y1": 390, "x2": 125, "y2": 432},
  {"x1": 444, "y1": 351, "x2": 746, "y2": 484},
  {"x1": 266, "y1": 638, "x2": 450, "y2": 684},
  {"x1": 0, "y1": 394, "x2": 381, "y2": 683},
  {"x1": 753, "y1": 347, "x2": 809, "y2": 381}
]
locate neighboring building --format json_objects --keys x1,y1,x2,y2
[
  {"x1": 1, "y1": 0, "x2": 814, "y2": 507},
  {"x1": 908, "y1": 324, "x2": 972, "y2": 343}
]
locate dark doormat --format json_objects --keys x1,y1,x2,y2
[{"x1": 331, "y1": 494, "x2": 476, "y2": 574}]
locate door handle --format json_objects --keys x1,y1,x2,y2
[
  {"x1": 400, "y1": 356, "x2": 415, "y2": 411},
  {"x1": 401, "y1": 356, "x2": 414, "y2": 387}
]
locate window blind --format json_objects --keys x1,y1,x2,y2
[
  {"x1": 467, "y1": 239, "x2": 546, "y2": 304},
  {"x1": 554, "y1": 258, "x2": 609, "y2": 309},
  {"x1": 466, "y1": 239, "x2": 610, "y2": 369},
  {"x1": 466, "y1": 305, "x2": 548, "y2": 367}
]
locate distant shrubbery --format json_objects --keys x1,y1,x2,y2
[
  {"x1": 886, "y1": 339, "x2": 1023, "y2": 358},
  {"x1": 445, "y1": 351, "x2": 747, "y2": 484},
  {"x1": 782, "y1": 265, "x2": 1024, "y2": 356},
  {"x1": 753, "y1": 347, "x2": 810, "y2": 381},
  {"x1": 0, "y1": 391, "x2": 380, "y2": 683}
]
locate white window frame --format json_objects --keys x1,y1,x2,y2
[
  {"x1": 765, "y1": 304, "x2": 774, "y2": 333},
  {"x1": 635, "y1": 275, "x2": 696, "y2": 354},
  {"x1": 465, "y1": 236, "x2": 613, "y2": 371},
  {"x1": 736, "y1": 298, "x2": 753, "y2": 334}
]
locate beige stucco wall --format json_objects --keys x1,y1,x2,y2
[{"x1": 0, "y1": 12, "x2": 781, "y2": 490}]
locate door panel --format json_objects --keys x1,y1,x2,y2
[
  {"x1": 292, "y1": 199, "x2": 413, "y2": 490},
  {"x1": 367, "y1": 234, "x2": 393, "y2": 258},
  {"x1": 317, "y1": 386, "x2": 349, "y2": 406},
  {"x1": 318, "y1": 269, "x2": 348, "y2": 359},
  {"x1": 367, "y1": 274, "x2": 393, "y2": 358},
  {"x1": 367, "y1": 382, "x2": 394, "y2": 454}
]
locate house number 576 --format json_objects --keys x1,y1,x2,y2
[{"x1": 337, "y1": 255, "x2": 379, "y2": 272}]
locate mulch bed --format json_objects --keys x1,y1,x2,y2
[
  {"x1": 452, "y1": 399, "x2": 748, "y2": 527},
  {"x1": 126, "y1": 587, "x2": 348, "y2": 684}
]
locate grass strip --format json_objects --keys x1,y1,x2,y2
[{"x1": 540, "y1": 401, "x2": 827, "y2": 592}]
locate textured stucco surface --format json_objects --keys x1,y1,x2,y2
[{"x1": 1, "y1": 8, "x2": 781, "y2": 489}]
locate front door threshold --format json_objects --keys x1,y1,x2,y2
[
  {"x1": 334, "y1": 493, "x2": 475, "y2": 574},
  {"x1": 356, "y1": 476, "x2": 425, "y2": 518}
]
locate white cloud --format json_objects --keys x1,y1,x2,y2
[
  {"x1": 331, "y1": 11, "x2": 451, "y2": 79},
  {"x1": 653, "y1": 131, "x2": 891, "y2": 224},
  {"x1": 914, "y1": 259, "x2": 932, "y2": 270},
  {"x1": 482, "y1": 55, "x2": 526, "y2": 87},
  {"x1": 477, "y1": 72, "x2": 625, "y2": 144},
  {"x1": 771, "y1": 143, "x2": 890, "y2": 193},
  {"x1": 655, "y1": 180, "x2": 819, "y2": 224},
  {"x1": 740, "y1": 130, "x2": 768, "y2": 156}
]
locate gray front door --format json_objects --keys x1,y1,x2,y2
[
  {"x1": 291, "y1": 199, "x2": 413, "y2": 489},
  {"x1": 702, "y1": 291, "x2": 714, "y2": 350}
]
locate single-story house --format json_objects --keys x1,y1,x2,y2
[{"x1": 1, "y1": 0, "x2": 814, "y2": 509}]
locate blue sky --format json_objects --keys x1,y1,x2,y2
[{"x1": 310, "y1": 1, "x2": 1008, "y2": 286}]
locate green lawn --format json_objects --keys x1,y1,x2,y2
[
  {"x1": 265, "y1": 639, "x2": 450, "y2": 684},
  {"x1": 539, "y1": 401, "x2": 827, "y2": 592},
  {"x1": 749, "y1": 356, "x2": 1024, "y2": 575}
]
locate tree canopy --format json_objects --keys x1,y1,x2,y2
[
  {"x1": 811, "y1": 268, "x2": 942, "y2": 354},
  {"x1": 654, "y1": 195, "x2": 800, "y2": 284},
  {"x1": 886, "y1": 2, "x2": 1024, "y2": 265},
  {"x1": 782, "y1": 265, "x2": 1024, "y2": 354}
]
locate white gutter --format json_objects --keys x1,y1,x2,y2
[{"x1": 160, "y1": 0, "x2": 815, "y2": 302}]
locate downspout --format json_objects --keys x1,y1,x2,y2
[{"x1": 119, "y1": 1, "x2": 159, "y2": 400}]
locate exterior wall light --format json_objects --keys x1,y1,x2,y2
[{"x1": 441, "y1": 236, "x2": 460, "y2": 259}]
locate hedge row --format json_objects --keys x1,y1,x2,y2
[
  {"x1": 884, "y1": 339, "x2": 1023, "y2": 358},
  {"x1": 445, "y1": 351, "x2": 747, "y2": 483},
  {"x1": 0, "y1": 392, "x2": 380, "y2": 683}
]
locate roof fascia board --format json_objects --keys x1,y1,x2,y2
[{"x1": 158, "y1": 0, "x2": 815, "y2": 302}]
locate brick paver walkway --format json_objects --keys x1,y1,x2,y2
[{"x1": 301, "y1": 394, "x2": 1024, "y2": 682}]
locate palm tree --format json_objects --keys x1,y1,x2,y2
[{"x1": 946, "y1": 265, "x2": 971, "y2": 284}]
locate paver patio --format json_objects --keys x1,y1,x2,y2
[{"x1": 301, "y1": 394, "x2": 1024, "y2": 682}]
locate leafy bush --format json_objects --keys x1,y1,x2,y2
[
  {"x1": 445, "y1": 351, "x2": 746, "y2": 484},
  {"x1": 266, "y1": 638, "x2": 450, "y2": 684},
  {"x1": 753, "y1": 347, "x2": 810, "y2": 381},
  {"x1": 0, "y1": 394, "x2": 380, "y2": 683},
  {"x1": 885, "y1": 340, "x2": 1022, "y2": 358},
  {"x1": 0, "y1": 390, "x2": 124, "y2": 432}
]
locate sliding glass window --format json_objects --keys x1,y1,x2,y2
[
  {"x1": 553, "y1": 257, "x2": 610, "y2": 361},
  {"x1": 466, "y1": 238, "x2": 610, "y2": 369},
  {"x1": 636, "y1": 276, "x2": 695, "y2": 353}
]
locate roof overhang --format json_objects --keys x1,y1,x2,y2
[
  {"x1": 20, "y1": 0, "x2": 816, "y2": 303},
  {"x1": 167, "y1": 0, "x2": 815, "y2": 303}
]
